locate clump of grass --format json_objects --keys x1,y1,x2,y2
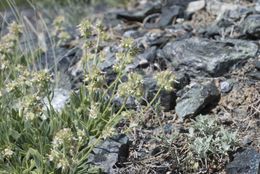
[{"x1": 0, "y1": 13, "x2": 176, "y2": 173}]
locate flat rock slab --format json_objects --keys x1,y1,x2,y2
[
  {"x1": 116, "y1": 2, "x2": 161, "y2": 22},
  {"x1": 88, "y1": 134, "x2": 129, "y2": 173},
  {"x1": 162, "y1": 38, "x2": 258, "y2": 77},
  {"x1": 226, "y1": 148, "x2": 260, "y2": 174},
  {"x1": 175, "y1": 81, "x2": 220, "y2": 119},
  {"x1": 186, "y1": 0, "x2": 205, "y2": 14}
]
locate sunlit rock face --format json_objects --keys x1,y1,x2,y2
[
  {"x1": 44, "y1": 88, "x2": 70, "y2": 112},
  {"x1": 162, "y1": 38, "x2": 258, "y2": 77}
]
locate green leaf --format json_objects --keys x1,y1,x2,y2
[{"x1": 10, "y1": 129, "x2": 21, "y2": 141}]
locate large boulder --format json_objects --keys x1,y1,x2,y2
[
  {"x1": 226, "y1": 148, "x2": 260, "y2": 174},
  {"x1": 162, "y1": 38, "x2": 258, "y2": 77},
  {"x1": 175, "y1": 81, "x2": 220, "y2": 119},
  {"x1": 240, "y1": 14, "x2": 260, "y2": 38}
]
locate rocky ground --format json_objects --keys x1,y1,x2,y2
[{"x1": 1, "y1": 0, "x2": 260, "y2": 173}]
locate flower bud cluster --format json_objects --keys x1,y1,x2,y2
[
  {"x1": 0, "y1": 21, "x2": 22, "y2": 55},
  {"x1": 155, "y1": 70, "x2": 175, "y2": 91}
]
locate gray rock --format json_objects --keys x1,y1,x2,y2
[
  {"x1": 143, "y1": 76, "x2": 176, "y2": 111},
  {"x1": 186, "y1": 0, "x2": 205, "y2": 14},
  {"x1": 88, "y1": 134, "x2": 130, "y2": 173},
  {"x1": 226, "y1": 148, "x2": 260, "y2": 174},
  {"x1": 113, "y1": 96, "x2": 137, "y2": 111},
  {"x1": 162, "y1": 38, "x2": 258, "y2": 77},
  {"x1": 116, "y1": 0, "x2": 196, "y2": 29},
  {"x1": 163, "y1": 123, "x2": 174, "y2": 134},
  {"x1": 218, "y1": 7, "x2": 252, "y2": 26},
  {"x1": 256, "y1": 2, "x2": 260, "y2": 12},
  {"x1": 159, "y1": 90, "x2": 177, "y2": 112},
  {"x1": 165, "y1": 23, "x2": 193, "y2": 40},
  {"x1": 242, "y1": 135, "x2": 253, "y2": 146},
  {"x1": 143, "y1": 72, "x2": 190, "y2": 111},
  {"x1": 37, "y1": 46, "x2": 81, "y2": 72},
  {"x1": 144, "y1": 5, "x2": 182, "y2": 29},
  {"x1": 44, "y1": 88, "x2": 70, "y2": 112},
  {"x1": 151, "y1": 146, "x2": 161, "y2": 156},
  {"x1": 249, "y1": 71, "x2": 260, "y2": 80},
  {"x1": 174, "y1": 73, "x2": 190, "y2": 91},
  {"x1": 162, "y1": 0, "x2": 195, "y2": 7},
  {"x1": 175, "y1": 81, "x2": 220, "y2": 119},
  {"x1": 158, "y1": 5, "x2": 181, "y2": 27},
  {"x1": 116, "y1": 2, "x2": 161, "y2": 22},
  {"x1": 206, "y1": 0, "x2": 241, "y2": 20},
  {"x1": 257, "y1": 120, "x2": 260, "y2": 127},
  {"x1": 240, "y1": 14, "x2": 260, "y2": 38},
  {"x1": 123, "y1": 30, "x2": 145, "y2": 39},
  {"x1": 144, "y1": 31, "x2": 170, "y2": 47},
  {"x1": 144, "y1": 0, "x2": 205, "y2": 29},
  {"x1": 130, "y1": 46, "x2": 157, "y2": 69},
  {"x1": 69, "y1": 46, "x2": 116, "y2": 78},
  {"x1": 220, "y1": 80, "x2": 233, "y2": 93},
  {"x1": 256, "y1": 60, "x2": 260, "y2": 71},
  {"x1": 202, "y1": 6, "x2": 254, "y2": 38}
]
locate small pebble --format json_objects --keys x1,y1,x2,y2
[
  {"x1": 242, "y1": 135, "x2": 253, "y2": 146},
  {"x1": 163, "y1": 123, "x2": 173, "y2": 134},
  {"x1": 220, "y1": 81, "x2": 233, "y2": 93},
  {"x1": 151, "y1": 146, "x2": 161, "y2": 156}
]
